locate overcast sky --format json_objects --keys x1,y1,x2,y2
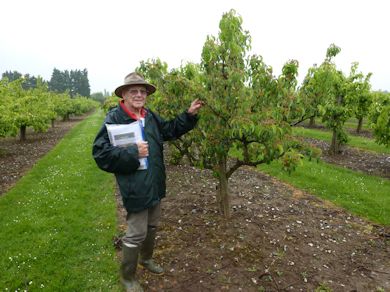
[{"x1": 1, "y1": 0, "x2": 389, "y2": 93}]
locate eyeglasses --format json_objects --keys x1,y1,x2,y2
[{"x1": 128, "y1": 88, "x2": 148, "y2": 96}]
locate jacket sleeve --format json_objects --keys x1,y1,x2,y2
[
  {"x1": 153, "y1": 111, "x2": 198, "y2": 141},
  {"x1": 92, "y1": 118, "x2": 140, "y2": 174}
]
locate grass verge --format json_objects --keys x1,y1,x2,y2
[
  {"x1": 292, "y1": 126, "x2": 390, "y2": 154},
  {"x1": 259, "y1": 158, "x2": 390, "y2": 226},
  {"x1": 0, "y1": 111, "x2": 121, "y2": 291}
]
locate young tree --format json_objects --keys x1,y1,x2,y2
[
  {"x1": 196, "y1": 10, "x2": 304, "y2": 217},
  {"x1": 316, "y1": 45, "x2": 351, "y2": 155},
  {"x1": 350, "y1": 64, "x2": 372, "y2": 133},
  {"x1": 11, "y1": 79, "x2": 56, "y2": 141}
]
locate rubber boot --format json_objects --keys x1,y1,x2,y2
[
  {"x1": 121, "y1": 244, "x2": 144, "y2": 292},
  {"x1": 139, "y1": 227, "x2": 164, "y2": 275}
]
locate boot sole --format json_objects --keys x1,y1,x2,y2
[{"x1": 138, "y1": 264, "x2": 164, "y2": 276}]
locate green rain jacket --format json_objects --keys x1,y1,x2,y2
[{"x1": 92, "y1": 105, "x2": 198, "y2": 213}]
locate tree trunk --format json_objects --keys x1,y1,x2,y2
[
  {"x1": 329, "y1": 95, "x2": 343, "y2": 155},
  {"x1": 356, "y1": 117, "x2": 363, "y2": 134},
  {"x1": 51, "y1": 119, "x2": 55, "y2": 128},
  {"x1": 20, "y1": 125, "x2": 26, "y2": 141},
  {"x1": 216, "y1": 160, "x2": 230, "y2": 218},
  {"x1": 330, "y1": 129, "x2": 339, "y2": 155},
  {"x1": 309, "y1": 116, "x2": 315, "y2": 127}
]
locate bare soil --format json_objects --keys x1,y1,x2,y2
[
  {"x1": 1, "y1": 119, "x2": 389, "y2": 291},
  {"x1": 0, "y1": 117, "x2": 84, "y2": 195},
  {"x1": 303, "y1": 137, "x2": 390, "y2": 179},
  {"x1": 117, "y1": 163, "x2": 390, "y2": 292}
]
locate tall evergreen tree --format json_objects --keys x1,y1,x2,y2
[
  {"x1": 49, "y1": 68, "x2": 90, "y2": 97},
  {"x1": 2, "y1": 71, "x2": 40, "y2": 90},
  {"x1": 21, "y1": 74, "x2": 38, "y2": 90},
  {"x1": 2, "y1": 70, "x2": 22, "y2": 81},
  {"x1": 49, "y1": 68, "x2": 68, "y2": 93}
]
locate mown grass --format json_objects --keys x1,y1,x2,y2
[
  {"x1": 259, "y1": 158, "x2": 390, "y2": 226},
  {"x1": 300, "y1": 117, "x2": 370, "y2": 132},
  {"x1": 292, "y1": 126, "x2": 390, "y2": 154},
  {"x1": 0, "y1": 111, "x2": 121, "y2": 291}
]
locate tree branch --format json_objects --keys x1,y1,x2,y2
[{"x1": 290, "y1": 114, "x2": 315, "y2": 126}]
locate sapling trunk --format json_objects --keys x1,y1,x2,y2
[
  {"x1": 20, "y1": 125, "x2": 26, "y2": 141},
  {"x1": 356, "y1": 117, "x2": 363, "y2": 134},
  {"x1": 216, "y1": 160, "x2": 230, "y2": 218},
  {"x1": 330, "y1": 129, "x2": 339, "y2": 155},
  {"x1": 309, "y1": 116, "x2": 316, "y2": 127}
]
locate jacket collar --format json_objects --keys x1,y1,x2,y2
[{"x1": 119, "y1": 100, "x2": 147, "y2": 120}]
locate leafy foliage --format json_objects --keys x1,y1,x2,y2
[
  {"x1": 0, "y1": 77, "x2": 98, "y2": 140},
  {"x1": 369, "y1": 91, "x2": 390, "y2": 147}
]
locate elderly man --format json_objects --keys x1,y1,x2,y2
[{"x1": 92, "y1": 72, "x2": 202, "y2": 291}]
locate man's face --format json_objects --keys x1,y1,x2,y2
[{"x1": 122, "y1": 85, "x2": 147, "y2": 111}]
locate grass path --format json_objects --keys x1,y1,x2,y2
[
  {"x1": 0, "y1": 111, "x2": 121, "y2": 291},
  {"x1": 259, "y1": 158, "x2": 390, "y2": 225}
]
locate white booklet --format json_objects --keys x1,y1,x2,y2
[{"x1": 105, "y1": 120, "x2": 148, "y2": 170}]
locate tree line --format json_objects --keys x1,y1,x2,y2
[{"x1": 2, "y1": 68, "x2": 91, "y2": 97}]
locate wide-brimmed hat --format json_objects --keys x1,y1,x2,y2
[{"x1": 114, "y1": 72, "x2": 156, "y2": 97}]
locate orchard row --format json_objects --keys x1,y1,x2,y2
[{"x1": 0, "y1": 78, "x2": 99, "y2": 141}]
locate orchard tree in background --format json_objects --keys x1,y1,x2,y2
[
  {"x1": 350, "y1": 65, "x2": 372, "y2": 134},
  {"x1": 0, "y1": 77, "x2": 98, "y2": 140},
  {"x1": 299, "y1": 45, "x2": 373, "y2": 154},
  {"x1": 313, "y1": 45, "x2": 347, "y2": 154},
  {"x1": 0, "y1": 78, "x2": 21, "y2": 137},
  {"x1": 369, "y1": 91, "x2": 390, "y2": 147},
  {"x1": 321, "y1": 46, "x2": 374, "y2": 154},
  {"x1": 297, "y1": 64, "x2": 329, "y2": 127},
  {"x1": 10, "y1": 78, "x2": 56, "y2": 141}
]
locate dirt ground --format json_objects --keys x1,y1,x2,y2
[
  {"x1": 0, "y1": 117, "x2": 84, "y2": 194},
  {"x1": 302, "y1": 137, "x2": 390, "y2": 179},
  {"x1": 1, "y1": 117, "x2": 389, "y2": 291}
]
